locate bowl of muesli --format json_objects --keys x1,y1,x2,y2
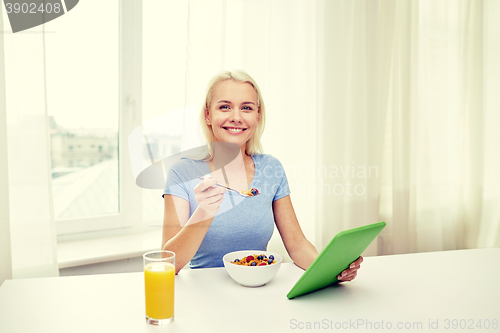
[{"x1": 222, "y1": 250, "x2": 282, "y2": 287}]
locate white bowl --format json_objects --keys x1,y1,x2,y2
[{"x1": 222, "y1": 250, "x2": 282, "y2": 287}]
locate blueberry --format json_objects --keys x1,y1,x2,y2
[
  {"x1": 251, "y1": 189, "x2": 258, "y2": 196},
  {"x1": 257, "y1": 255, "x2": 263, "y2": 260},
  {"x1": 268, "y1": 259, "x2": 273, "y2": 264},
  {"x1": 250, "y1": 262, "x2": 257, "y2": 266},
  {"x1": 234, "y1": 259, "x2": 239, "y2": 262},
  {"x1": 269, "y1": 255, "x2": 274, "y2": 260}
]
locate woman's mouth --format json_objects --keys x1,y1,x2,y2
[{"x1": 222, "y1": 127, "x2": 247, "y2": 134}]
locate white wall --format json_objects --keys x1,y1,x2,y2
[
  {"x1": 0, "y1": 19, "x2": 12, "y2": 284},
  {"x1": 0, "y1": 111, "x2": 11, "y2": 285},
  {"x1": 59, "y1": 257, "x2": 143, "y2": 276},
  {"x1": 59, "y1": 257, "x2": 194, "y2": 276}
]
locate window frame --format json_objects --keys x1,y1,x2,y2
[{"x1": 56, "y1": 0, "x2": 151, "y2": 236}]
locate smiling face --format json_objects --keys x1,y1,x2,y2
[{"x1": 205, "y1": 80, "x2": 260, "y2": 153}]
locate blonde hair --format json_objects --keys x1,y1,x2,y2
[{"x1": 199, "y1": 70, "x2": 266, "y2": 159}]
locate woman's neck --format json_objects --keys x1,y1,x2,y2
[{"x1": 207, "y1": 148, "x2": 254, "y2": 190}]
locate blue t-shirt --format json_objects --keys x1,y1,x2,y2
[{"x1": 163, "y1": 154, "x2": 290, "y2": 268}]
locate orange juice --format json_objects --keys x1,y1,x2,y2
[{"x1": 144, "y1": 262, "x2": 175, "y2": 319}]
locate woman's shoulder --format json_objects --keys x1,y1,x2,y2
[
  {"x1": 167, "y1": 157, "x2": 207, "y2": 177},
  {"x1": 252, "y1": 153, "x2": 284, "y2": 167}
]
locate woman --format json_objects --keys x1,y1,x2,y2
[{"x1": 162, "y1": 70, "x2": 362, "y2": 281}]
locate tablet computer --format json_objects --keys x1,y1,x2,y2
[{"x1": 287, "y1": 221, "x2": 386, "y2": 299}]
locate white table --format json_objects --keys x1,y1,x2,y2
[{"x1": 1, "y1": 248, "x2": 499, "y2": 333}]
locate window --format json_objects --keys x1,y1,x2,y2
[
  {"x1": 45, "y1": 1, "x2": 203, "y2": 237},
  {"x1": 46, "y1": 0, "x2": 144, "y2": 236}
]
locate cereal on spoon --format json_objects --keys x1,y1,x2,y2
[{"x1": 240, "y1": 187, "x2": 259, "y2": 196}]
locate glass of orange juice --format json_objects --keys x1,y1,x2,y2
[{"x1": 143, "y1": 250, "x2": 175, "y2": 325}]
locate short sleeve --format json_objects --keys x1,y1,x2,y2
[
  {"x1": 162, "y1": 165, "x2": 189, "y2": 201},
  {"x1": 272, "y1": 158, "x2": 291, "y2": 201}
]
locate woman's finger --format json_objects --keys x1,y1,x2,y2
[
  {"x1": 338, "y1": 266, "x2": 359, "y2": 280},
  {"x1": 194, "y1": 175, "x2": 218, "y2": 192},
  {"x1": 346, "y1": 270, "x2": 358, "y2": 278},
  {"x1": 198, "y1": 187, "x2": 226, "y2": 203},
  {"x1": 339, "y1": 270, "x2": 357, "y2": 281},
  {"x1": 207, "y1": 191, "x2": 225, "y2": 205},
  {"x1": 340, "y1": 266, "x2": 359, "y2": 276},
  {"x1": 350, "y1": 256, "x2": 363, "y2": 268},
  {"x1": 348, "y1": 266, "x2": 360, "y2": 273},
  {"x1": 338, "y1": 274, "x2": 352, "y2": 281},
  {"x1": 201, "y1": 177, "x2": 218, "y2": 191}
]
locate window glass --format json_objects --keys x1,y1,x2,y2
[{"x1": 45, "y1": 0, "x2": 119, "y2": 220}]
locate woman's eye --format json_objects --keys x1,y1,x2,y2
[
  {"x1": 219, "y1": 105, "x2": 230, "y2": 110},
  {"x1": 242, "y1": 106, "x2": 253, "y2": 111}
]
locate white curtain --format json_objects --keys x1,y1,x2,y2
[
  {"x1": 473, "y1": 0, "x2": 500, "y2": 248},
  {"x1": 2, "y1": 15, "x2": 59, "y2": 278},
  {"x1": 0, "y1": 5, "x2": 12, "y2": 284},
  {"x1": 316, "y1": 0, "x2": 387, "y2": 255},
  {"x1": 316, "y1": 0, "x2": 500, "y2": 254}
]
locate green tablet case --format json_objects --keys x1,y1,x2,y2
[{"x1": 287, "y1": 221, "x2": 386, "y2": 299}]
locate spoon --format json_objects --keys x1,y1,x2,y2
[{"x1": 197, "y1": 177, "x2": 258, "y2": 197}]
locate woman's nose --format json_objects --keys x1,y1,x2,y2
[{"x1": 229, "y1": 110, "x2": 242, "y2": 123}]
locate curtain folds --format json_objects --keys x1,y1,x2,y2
[
  {"x1": 477, "y1": 0, "x2": 500, "y2": 247},
  {"x1": 316, "y1": 0, "x2": 388, "y2": 255},
  {"x1": 317, "y1": 0, "x2": 499, "y2": 254},
  {"x1": 2, "y1": 19, "x2": 59, "y2": 278}
]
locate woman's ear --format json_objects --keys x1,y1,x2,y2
[{"x1": 205, "y1": 108, "x2": 211, "y2": 126}]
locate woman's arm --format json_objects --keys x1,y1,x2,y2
[
  {"x1": 161, "y1": 195, "x2": 211, "y2": 274},
  {"x1": 272, "y1": 195, "x2": 318, "y2": 270},
  {"x1": 161, "y1": 176, "x2": 225, "y2": 274},
  {"x1": 273, "y1": 195, "x2": 362, "y2": 281}
]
